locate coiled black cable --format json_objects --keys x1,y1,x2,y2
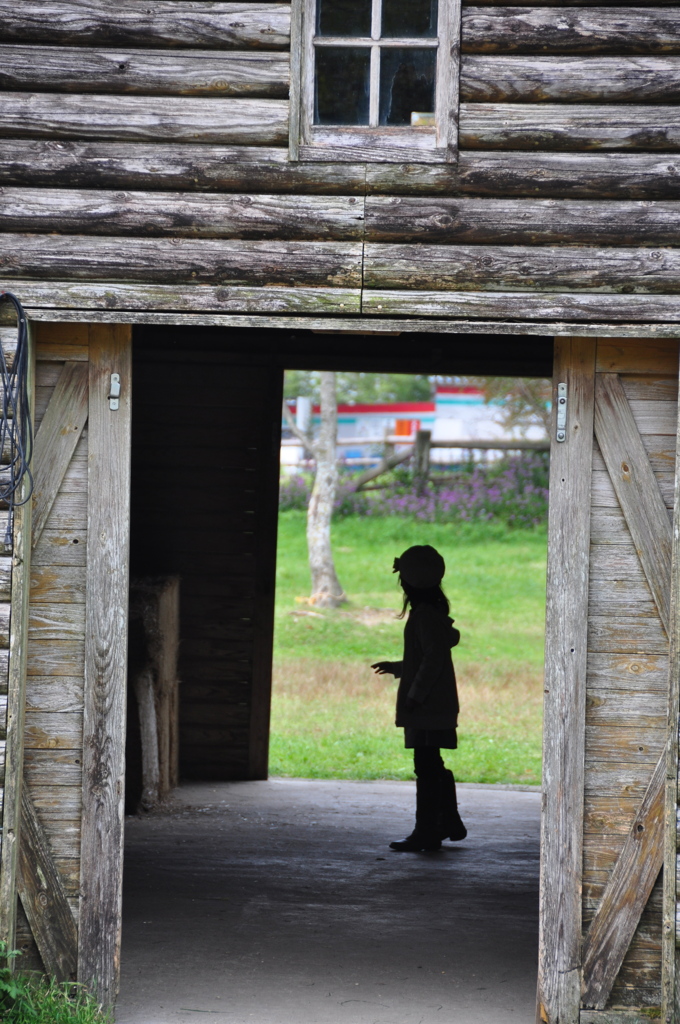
[{"x1": 0, "y1": 292, "x2": 33, "y2": 549}]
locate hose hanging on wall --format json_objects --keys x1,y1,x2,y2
[{"x1": 0, "y1": 292, "x2": 33, "y2": 549}]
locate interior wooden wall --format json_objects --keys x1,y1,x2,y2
[{"x1": 130, "y1": 338, "x2": 282, "y2": 780}]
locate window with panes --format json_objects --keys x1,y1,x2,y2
[{"x1": 291, "y1": 0, "x2": 460, "y2": 162}]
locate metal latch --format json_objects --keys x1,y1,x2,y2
[
  {"x1": 108, "y1": 373, "x2": 121, "y2": 411},
  {"x1": 556, "y1": 382, "x2": 567, "y2": 442}
]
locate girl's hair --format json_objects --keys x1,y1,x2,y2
[{"x1": 398, "y1": 578, "x2": 450, "y2": 618}]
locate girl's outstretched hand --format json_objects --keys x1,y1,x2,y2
[{"x1": 371, "y1": 661, "x2": 396, "y2": 675}]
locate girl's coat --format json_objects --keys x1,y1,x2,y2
[{"x1": 392, "y1": 604, "x2": 460, "y2": 730}]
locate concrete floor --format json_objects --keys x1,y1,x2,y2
[{"x1": 116, "y1": 779, "x2": 541, "y2": 1024}]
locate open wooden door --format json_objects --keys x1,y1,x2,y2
[
  {"x1": 0, "y1": 322, "x2": 132, "y2": 1008},
  {"x1": 538, "y1": 337, "x2": 680, "y2": 1023}
]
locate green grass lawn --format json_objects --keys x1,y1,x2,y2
[{"x1": 271, "y1": 511, "x2": 547, "y2": 785}]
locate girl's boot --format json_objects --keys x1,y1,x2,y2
[
  {"x1": 390, "y1": 777, "x2": 442, "y2": 851},
  {"x1": 438, "y1": 768, "x2": 467, "y2": 841}
]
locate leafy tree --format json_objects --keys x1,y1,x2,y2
[
  {"x1": 472, "y1": 377, "x2": 551, "y2": 435},
  {"x1": 284, "y1": 371, "x2": 431, "y2": 405}
]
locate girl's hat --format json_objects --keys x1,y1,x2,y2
[{"x1": 393, "y1": 545, "x2": 445, "y2": 588}]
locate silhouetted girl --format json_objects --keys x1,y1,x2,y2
[{"x1": 372, "y1": 545, "x2": 467, "y2": 851}]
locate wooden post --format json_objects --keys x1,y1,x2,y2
[
  {"x1": 0, "y1": 322, "x2": 33, "y2": 950},
  {"x1": 537, "y1": 337, "x2": 596, "y2": 1024},
  {"x1": 663, "y1": 346, "x2": 680, "y2": 1024},
  {"x1": 78, "y1": 324, "x2": 132, "y2": 1006},
  {"x1": 414, "y1": 429, "x2": 431, "y2": 496}
]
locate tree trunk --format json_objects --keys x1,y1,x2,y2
[{"x1": 307, "y1": 372, "x2": 346, "y2": 607}]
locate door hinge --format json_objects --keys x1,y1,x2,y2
[
  {"x1": 108, "y1": 373, "x2": 121, "y2": 411},
  {"x1": 556, "y1": 382, "x2": 567, "y2": 442}
]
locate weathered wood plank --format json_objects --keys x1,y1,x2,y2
[
  {"x1": 587, "y1": 653, "x2": 670, "y2": 693},
  {"x1": 364, "y1": 197, "x2": 680, "y2": 245},
  {"x1": 28, "y1": 605, "x2": 85, "y2": 642},
  {"x1": 361, "y1": 290, "x2": 680, "y2": 323},
  {"x1": 591, "y1": 470, "x2": 674, "y2": 510},
  {"x1": 462, "y1": 7, "x2": 680, "y2": 55},
  {"x1": 586, "y1": 725, "x2": 665, "y2": 766},
  {"x1": 0, "y1": 93, "x2": 289, "y2": 146},
  {"x1": 0, "y1": 189, "x2": 365, "y2": 240},
  {"x1": 0, "y1": 45, "x2": 289, "y2": 97},
  {"x1": 17, "y1": 789, "x2": 78, "y2": 982},
  {"x1": 25, "y1": 677, "x2": 83, "y2": 714},
  {"x1": 24, "y1": 750, "x2": 82, "y2": 788},
  {"x1": 588, "y1": 615, "x2": 668, "y2": 655},
  {"x1": 460, "y1": 103, "x2": 680, "y2": 152},
  {"x1": 584, "y1": 762, "x2": 657, "y2": 798},
  {"x1": 363, "y1": 244, "x2": 680, "y2": 294},
  {"x1": 30, "y1": 566, "x2": 86, "y2": 604},
  {"x1": 594, "y1": 372, "x2": 674, "y2": 632},
  {"x1": 460, "y1": 55, "x2": 680, "y2": 104},
  {"x1": 538, "y1": 338, "x2": 595, "y2": 1024},
  {"x1": 27, "y1": 640, "x2": 85, "y2": 678},
  {"x1": 4, "y1": 282, "x2": 361, "y2": 315},
  {"x1": 31, "y1": 361, "x2": 89, "y2": 548},
  {"x1": 621, "y1": 377, "x2": 678, "y2": 402},
  {"x1": 3, "y1": 141, "x2": 680, "y2": 201},
  {"x1": 594, "y1": 435, "x2": 676, "y2": 475},
  {"x1": 24, "y1": 712, "x2": 82, "y2": 750},
  {"x1": 586, "y1": 688, "x2": 666, "y2": 728},
  {"x1": 1, "y1": 236, "x2": 363, "y2": 288},
  {"x1": 588, "y1": 577, "x2": 657, "y2": 618},
  {"x1": 0, "y1": 339, "x2": 32, "y2": 949},
  {"x1": 597, "y1": 339, "x2": 680, "y2": 376},
  {"x1": 581, "y1": 755, "x2": 666, "y2": 1008},
  {"x1": 33, "y1": 528, "x2": 87, "y2": 566},
  {"x1": 78, "y1": 324, "x2": 131, "y2": 1007},
  {"x1": 0, "y1": 2, "x2": 290, "y2": 49}
]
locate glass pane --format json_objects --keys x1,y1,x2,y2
[
  {"x1": 382, "y1": 0, "x2": 438, "y2": 38},
  {"x1": 317, "y1": 0, "x2": 371, "y2": 37},
  {"x1": 315, "y1": 47, "x2": 371, "y2": 125},
  {"x1": 379, "y1": 48, "x2": 436, "y2": 126}
]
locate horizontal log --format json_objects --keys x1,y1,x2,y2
[
  {"x1": 587, "y1": 653, "x2": 669, "y2": 692},
  {"x1": 363, "y1": 244, "x2": 680, "y2": 294},
  {"x1": 2, "y1": 141, "x2": 679, "y2": 201},
  {"x1": 597, "y1": 337, "x2": 680, "y2": 375},
  {"x1": 0, "y1": 93, "x2": 288, "y2": 145},
  {"x1": 0, "y1": 189, "x2": 365, "y2": 240},
  {"x1": 621, "y1": 378, "x2": 678, "y2": 401},
  {"x1": 0, "y1": 281, "x2": 361, "y2": 314},
  {"x1": 459, "y1": 103, "x2": 680, "y2": 152},
  {"x1": 0, "y1": 2, "x2": 290, "y2": 49},
  {"x1": 364, "y1": 196, "x2": 680, "y2": 245},
  {"x1": 590, "y1": 507, "x2": 668, "y2": 546},
  {"x1": 361, "y1": 291, "x2": 680, "y2": 323},
  {"x1": 462, "y1": 8, "x2": 680, "y2": 55},
  {"x1": 460, "y1": 56, "x2": 680, "y2": 104},
  {"x1": 1, "y1": 236, "x2": 363, "y2": 287},
  {"x1": 0, "y1": 45, "x2": 289, "y2": 97},
  {"x1": 590, "y1": 543, "x2": 647, "y2": 582}
]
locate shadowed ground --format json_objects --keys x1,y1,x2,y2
[{"x1": 116, "y1": 779, "x2": 540, "y2": 1024}]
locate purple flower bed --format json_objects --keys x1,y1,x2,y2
[{"x1": 279, "y1": 453, "x2": 549, "y2": 528}]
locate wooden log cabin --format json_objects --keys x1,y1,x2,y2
[{"x1": 1, "y1": 0, "x2": 680, "y2": 1019}]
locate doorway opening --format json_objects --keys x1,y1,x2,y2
[{"x1": 118, "y1": 326, "x2": 553, "y2": 1022}]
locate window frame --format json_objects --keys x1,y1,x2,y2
[{"x1": 289, "y1": 0, "x2": 461, "y2": 164}]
